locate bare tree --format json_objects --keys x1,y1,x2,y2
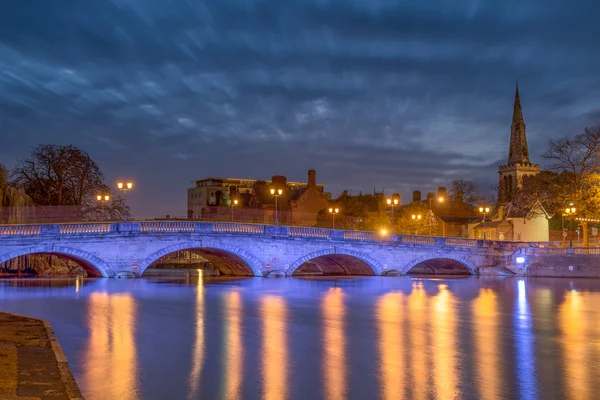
[{"x1": 448, "y1": 179, "x2": 484, "y2": 206}]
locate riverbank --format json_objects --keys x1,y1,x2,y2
[{"x1": 0, "y1": 312, "x2": 83, "y2": 399}]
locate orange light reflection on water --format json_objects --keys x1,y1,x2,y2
[
  {"x1": 377, "y1": 292, "x2": 405, "y2": 400},
  {"x1": 408, "y1": 282, "x2": 428, "y2": 400},
  {"x1": 472, "y1": 288, "x2": 500, "y2": 400},
  {"x1": 223, "y1": 290, "x2": 243, "y2": 400},
  {"x1": 431, "y1": 284, "x2": 458, "y2": 400},
  {"x1": 85, "y1": 292, "x2": 138, "y2": 400},
  {"x1": 322, "y1": 287, "x2": 346, "y2": 400},
  {"x1": 261, "y1": 295, "x2": 288, "y2": 400},
  {"x1": 559, "y1": 290, "x2": 591, "y2": 400}
]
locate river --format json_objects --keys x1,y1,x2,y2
[{"x1": 1, "y1": 275, "x2": 600, "y2": 400}]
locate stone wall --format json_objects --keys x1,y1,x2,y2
[{"x1": 526, "y1": 254, "x2": 600, "y2": 278}]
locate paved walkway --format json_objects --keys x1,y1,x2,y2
[{"x1": 0, "y1": 312, "x2": 83, "y2": 399}]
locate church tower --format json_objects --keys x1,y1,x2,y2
[{"x1": 497, "y1": 85, "x2": 540, "y2": 203}]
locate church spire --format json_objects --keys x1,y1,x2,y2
[{"x1": 507, "y1": 84, "x2": 530, "y2": 165}]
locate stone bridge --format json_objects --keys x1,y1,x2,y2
[{"x1": 0, "y1": 221, "x2": 538, "y2": 278}]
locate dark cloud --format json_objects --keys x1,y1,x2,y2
[{"x1": 1, "y1": 0, "x2": 599, "y2": 216}]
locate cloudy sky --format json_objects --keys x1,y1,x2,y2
[{"x1": 1, "y1": 0, "x2": 599, "y2": 217}]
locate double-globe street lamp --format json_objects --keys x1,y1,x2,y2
[
  {"x1": 411, "y1": 214, "x2": 422, "y2": 235},
  {"x1": 565, "y1": 206, "x2": 576, "y2": 248},
  {"x1": 328, "y1": 207, "x2": 339, "y2": 229},
  {"x1": 479, "y1": 206, "x2": 490, "y2": 240},
  {"x1": 270, "y1": 188, "x2": 283, "y2": 226},
  {"x1": 117, "y1": 181, "x2": 133, "y2": 222},
  {"x1": 96, "y1": 194, "x2": 110, "y2": 220}
]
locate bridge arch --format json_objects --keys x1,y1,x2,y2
[
  {"x1": 287, "y1": 248, "x2": 384, "y2": 276},
  {"x1": 137, "y1": 241, "x2": 263, "y2": 277},
  {"x1": 402, "y1": 255, "x2": 475, "y2": 275},
  {"x1": 0, "y1": 245, "x2": 116, "y2": 278}
]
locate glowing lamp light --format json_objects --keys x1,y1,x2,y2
[
  {"x1": 380, "y1": 228, "x2": 388, "y2": 235},
  {"x1": 233, "y1": 199, "x2": 239, "y2": 205},
  {"x1": 97, "y1": 195, "x2": 102, "y2": 201},
  {"x1": 516, "y1": 257, "x2": 526, "y2": 264}
]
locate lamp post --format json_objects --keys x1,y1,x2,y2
[
  {"x1": 230, "y1": 199, "x2": 238, "y2": 222},
  {"x1": 479, "y1": 206, "x2": 490, "y2": 240},
  {"x1": 411, "y1": 214, "x2": 422, "y2": 235},
  {"x1": 328, "y1": 207, "x2": 339, "y2": 229},
  {"x1": 428, "y1": 196, "x2": 444, "y2": 235},
  {"x1": 386, "y1": 197, "x2": 399, "y2": 233},
  {"x1": 96, "y1": 194, "x2": 110, "y2": 220},
  {"x1": 117, "y1": 181, "x2": 133, "y2": 222},
  {"x1": 565, "y1": 206, "x2": 576, "y2": 248},
  {"x1": 270, "y1": 188, "x2": 283, "y2": 226}
]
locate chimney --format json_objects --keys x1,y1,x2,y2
[
  {"x1": 413, "y1": 190, "x2": 421, "y2": 202},
  {"x1": 437, "y1": 186, "x2": 447, "y2": 199},
  {"x1": 426, "y1": 192, "x2": 435, "y2": 202},
  {"x1": 308, "y1": 169, "x2": 316, "y2": 187},
  {"x1": 456, "y1": 191, "x2": 463, "y2": 204}
]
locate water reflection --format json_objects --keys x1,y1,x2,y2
[
  {"x1": 322, "y1": 287, "x2": 346, "y2": 400},
  {"x1": 431, "y1": 284, "x2": 458, "y2": 399},
  {"x1": 408, "y1": 282, "x2": 428, "y2": 400},
  {"x1": 515, "y1": 279, "x2": 538, "y2": 399},
  {"x1": 559, "y1": 290, "x2": 593, "y2": 400},
  {"x1": 222, "y1": 290, "x2": 243, "y2": 400},
  {"x1": 261, "y1": 295, "x2": 288, "y2": 400},
  {"x1": 84, "y1": 292, "x2": 138, "y2": 400},
  {"x1": 188, "y1": 272, "x2": 205, "y2": 399},
  {"x1": 377, "y1": 292, "x2": 405, "y2": 400},
  {"x1": 5, "y1": 276, "x2": 600, "y2": 400},
  {"x1": 472, "y1": 288, "x2": 500, "y2": 400}
]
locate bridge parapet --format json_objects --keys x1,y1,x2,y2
[
  {"x1": 290, "y1": 227, "x2": 330, "y2": 239},
  {"x1": 59, "y1": 223, "x2": 111, "y2": 234},
  {"x1": 140, "y1": 222, "x2": 194, "y2": 232},
  {"x1": 213, "y1": 223, "x2": 265, "y2": 235},
  {"x1": 0, "y1": 225, "x2": 41, "y2": 236}
]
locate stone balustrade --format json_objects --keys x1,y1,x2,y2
[
  {"x1": 140, "y1": 222, "x2": 195, "y2": 232},
  {"x1": 213, "y1": 223, "x2": 265, "y2": 234},
  {"x1": 0, "y1": 225, "x2": 41, "y2": 236},
  {"x1": 59, "y1": 223, "x2": 111, "y2": 234},
  {"x1": 445, "y1": 238, "x2": 477, "y2": 247},
  {"x1": 402, "y1": 235, "x2": 435, "y2": 245},
  {"x1": 290, "y1": 227, "x2": 330, "y2": 239},
  {"x1": 0, "y1": 221, "x2": 549, "y2": 251}
]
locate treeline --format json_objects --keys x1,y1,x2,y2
[{"x1": 1, "y1": 144, "x2": 124, "y2": 275}]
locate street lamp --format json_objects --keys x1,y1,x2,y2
[
  {"x1": 479, "y1": 206, "x2": 490, "y2": 240},
  {"x1": 230, "y1": 199, "x2": 238, "y2": 222},
  {"x1": 386, "y1": 198, "x2": 399, "y2": 233},
  {"x1": 328, "y1": 207, "x2": 339, "y2": 229},
  {"x1": 270, "y1": 188, "x2": 283, "y2": 226},
  {"x1": 428, "y1": 196, "x2": 444, "y2": 235},
  {"x1": 96, "y1": 194, "x2": 110, "y2": 220},
  {"x1": 565, "y1": 206, "x2": 576, "y2": 248},
  {"x1": 411, "y1": 214, "x2": 422, "y2": 235},
  {"x1": 117, "y1": 181, "x2": 133, "y2": 222}
]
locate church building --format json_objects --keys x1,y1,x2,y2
[{"x1": 473, "y1": 86, "x2": 549, "y2": 242}]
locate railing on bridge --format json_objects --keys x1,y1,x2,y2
[
  {"x1": 140, "y1": 222, "x2": 195, "y2": 232},
  {"x1": 0, "y1": 221, "x2": 546, "y2": 249},
  {"x1": 0, "y1": 225, "x2": 41, "y2": 236},
  {"x1": 59, "y1": 223, "x2": 111, "y2": 234},
  {"x1": 213, "y1": 223, "x2": 265, "y2": 235},
  {"x1": 290, "y1": 227, "x2": 330, "y2": 239}
]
